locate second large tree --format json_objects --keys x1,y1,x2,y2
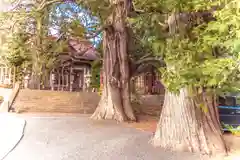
[{"x1": 91, "y1": 0, "x2": 136, "y2": 122}]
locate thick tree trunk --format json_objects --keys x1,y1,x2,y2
[
  {"x1": 152, "y1": 88, "x2": 228, "y2": 155},
  {"x1": 91, "y1": 0, "x2": 136, "y2": 122}
]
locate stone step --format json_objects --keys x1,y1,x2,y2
[
  {"x1": 12, "y1": 89, "x2": 164, "y2": 115},
  {"x1": 12, "y1": 89, "x2": 100, "y2": 114}
]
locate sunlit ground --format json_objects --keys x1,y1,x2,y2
[
  {"x1": 0, "y1": 113, "x2": 25, "y2": 159},
  {"x1": 125, "y1": 115, "x2": 240, "y2": 160}
]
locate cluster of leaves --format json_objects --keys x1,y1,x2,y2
[
  {"x1": 75, "y1": 0, "x2": 112, "y2": 22},
  {"x1": 6, "y1": 30, "x2": 31, "y2": 67},
  {"x1": 223, "y1": 124, "x2": 240, "y2": 136}
]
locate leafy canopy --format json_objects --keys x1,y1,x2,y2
[{"x1": 131, "y1": 0, "x2": 240, "y2": 93}]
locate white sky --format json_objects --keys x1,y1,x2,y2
[
  {"x1": 0, "y1": 0, "x2": 12, "y2": 11},
  {"x1": 0, "y1": 0, "x2": 32, "y2": 12}
]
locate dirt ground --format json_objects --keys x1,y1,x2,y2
[
  {"x1": 224, "y1": 133, "x2": 240, "y2": 157},
  {"x1": 124, "y1": 115, "x2": 240, "y2": 159}
]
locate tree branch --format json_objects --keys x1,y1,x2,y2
[
  {"x1": 37, "y1": 0, "x2": 61, "y2": 11},
  {"x1": 130, "y1": 56, "x2": 165, "y2": 77},
  {"x1": 0, "y1": 17, "x2": 19, "y2": 32},
  {"x1": 128, "y1": 0, "x2": 167, "y2": 17},
  {"x1": 166, "y1": 5, "x2": 225, "y2": 35},
  {"x1": 0, "y1": 11, "x2": 34, "y2": 32},
  {"x1": 85, "y1": 24, "x2": 111, "y2": 39},
  {"x1": 135, "y1": 57, "x2": 165, "y2": 65}
]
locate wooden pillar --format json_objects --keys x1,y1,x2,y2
[
  {"x1": 87, "y1": 67, "x2": 91, "y2": 91},
  {"x1": 66, "y1": 70, "x2": 69, "y2": 90},
  {"x1": 50, "y1": 70, "x2": 54, "y2": 91},
  {"x1": 57, "y1": 69, "x2": 60, "y2": 91},
  {"x1": 70, "y1": 66, "x2": 73, "y2": 92},
  {"x1": 61, "y1": 67, "x2": 64, "y2": 91},
  {"x1": 78, "y1": 71, "x2": 81, "y2": 90},
  {"x1": 82, "y1": 67, "x2": 86, "y2": 91}
]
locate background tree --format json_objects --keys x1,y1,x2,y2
[
  {"x1": 80, "y1": 0, "x2": 163, "y2": 121},
  {"x1": 0, "y1": 0, "x2": 71, "y2": 88},
  {"x1": 2, "y1": 0, "x2": 158, "y2": 122},
  {"x1": 71, "y1": 0, "x2": 137, "y2": 122},
  {"x1": 90, "y1": 28, "x2": 163, "y2": 94},
  {"x1": 6, "y1": 29, "x2": 32, "y2": 82}
]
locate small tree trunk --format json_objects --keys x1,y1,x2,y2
[
  {"x1": 152, "y1": 88, "x2": 228, "y2": 155},
  {"x1": 91, "y1": 0, "x2": 136, "y2": 122}
]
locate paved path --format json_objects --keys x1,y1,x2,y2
[
  {"x1": 5, "y1": 114, "x2": 207, "y2": 160},
  {"x1": 0, "y1": 113, "x2": 25, "y2": 160}
]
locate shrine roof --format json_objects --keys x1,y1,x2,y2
[
  {"x1": 68, "y1": 38, "x2": 99, "y2": 61},
  {"x1": 48, "y1": 36, "x2": 100, "y2": 62}
]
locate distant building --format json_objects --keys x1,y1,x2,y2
[
  {"x1": 24, "y1": 37, "x2": 99, "y2": 92},
  {"x1": 49, "y1": 37, "x2": 99, "y2": 91}
]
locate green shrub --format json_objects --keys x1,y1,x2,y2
[{"x1": 223, "y1": 124, "x2": 240, "y2": 136}]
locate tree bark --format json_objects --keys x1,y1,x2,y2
[
  {"x1": 91, "y1": 0, "x2": 136, "y2": 122},
  {"x1": 152, "y1": 88, "x2": 228, "y2": 155}
]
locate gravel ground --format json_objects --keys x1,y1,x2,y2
[
  {"x1": 0, "y1": 113, "x2": 25, "y2": 160},
  {"x1": 4, "y1": 114, "x2": 208, "y2": 160}
]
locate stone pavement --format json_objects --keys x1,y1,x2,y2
[{"x1": 3, "y1": 114, "x2": 208, "y2": 160}]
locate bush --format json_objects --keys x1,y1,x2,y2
[{"x1": 223, "y1": 124, "x2": 240, "y2": 136}]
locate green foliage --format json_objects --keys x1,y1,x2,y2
[
  {"x1": 90, "y1": 59, "x2": 101, "y2": 89},
  {"x1": 0, "y1": 1, "x2": 70, "y2": 84},
  {"x1": 223, "y1": 124, "x2": 240, "y2": 136},
  {"x1": 131, "y1": 0, "x2": 240, "y2": 94},
  {"x1": 6, "y1": 31, "x2": 31, "y2": 67},
  {"x1": 76, "y1": 0, "x2": 111, "y2": 22}
]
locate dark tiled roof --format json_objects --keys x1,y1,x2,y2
[
  {"x1": 68, "y1": 38, "x2": 99, "y2": 61},
  {"x1": 48, "y1": 36, "x2": 99, "y2": 62}
]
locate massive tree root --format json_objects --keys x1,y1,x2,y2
[
  {"x1": 91, "y1": 0, "x2": 136, "y2": 122},
  {"x1": 152, "y1": 88, "x2": 228, "y2": 155}
]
